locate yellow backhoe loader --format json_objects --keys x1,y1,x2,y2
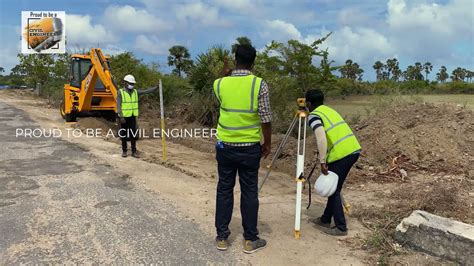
[{"x1": 60, "y1": 48, "x2": 119, "y2": 122}]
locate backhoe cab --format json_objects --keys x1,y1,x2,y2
[{"x1": 61, "y1": 48, "x2": 119, "y2": 122}]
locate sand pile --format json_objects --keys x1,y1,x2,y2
[
  {"x1": 356, "y1": 102, "x2": 473, "y2": 178},
  {"x1": 265, "y1": 102, "x2": 473, "y2": 180}
]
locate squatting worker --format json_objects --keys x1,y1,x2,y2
[
  {"x1": 116, "y1": 74, "x2": 155, "y2": 158},
  {"x1": 213, "y1": 44, "x2": 272, "y2": 253},
  {"x1": 305, "y1": 89, "x2": 361, "y2": 236}
]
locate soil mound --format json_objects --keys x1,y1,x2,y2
[
  {"x1": 266, "y1": 102, "x2": 473, "y2": 180},
  {"x1": 356, "y1": 102, "x2": 473, "y2": 178}
]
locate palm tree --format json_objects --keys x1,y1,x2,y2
[
  {"x1": 436, "y1": 66, "x2": 449, "y2": 83},
  {"x1": 167, "y1": 45, "x2": 193, "y2": 77},
  {"x1": 339, "y1": 59, "x2": 349, "y2": 79},
  {"x1": 373, "y1": 61, "x2": 384, "y2": 81},
  {"x1": 339, "y1": 59, "x2": 363, "y2": 81},
  {"x1": 423, "y1": 62, "x2": 433, "y2": 81},
  {"x1": 189, "y1": 45, "x2": 231, "y2": 92},
  {"x1": 467, "y1": 70, "x2": 474, "y2": 83},
  {"x1": 386, "y1": 58, "x2": 398, "y2": 80},
  {"x1": 414, "y1": 62, "x2": 424, "y2": 80},
  {"x1": 451, "y1": 67, "x2": 467, "y2": 82},
  {"x1": 354, "y1": 62, "x2": 364, "y2": 81},
  {"x1": 405, "y1": 65, "x2": 414, "y2": 81},
  {"x1": 392, "y1": 67, "x2": 402, "y2": 82},
  {"x1": 188, "y1": 45, "x2": 231, "y2": 125},
  {"x1": 231, "y1": 36, "x2": 253, "y2": 53}
]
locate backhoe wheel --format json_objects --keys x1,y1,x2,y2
[
  {"x1": 60, "y1": 100, "x2": 66, "y2": 119},
  {"x1": 65, "y1": 112, "x2": 77, "y2": 123},
  {"x1": 103, "y1": 111, "x2": 118, "y2": 122},
  {"x1": 60, "y1": 100, "x2": 76, "y2": 122}
]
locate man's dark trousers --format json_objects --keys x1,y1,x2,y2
[
  {"x1": 321, "y1": 152, "x2": 359, "y2": 231},
  {"x1": 215, "y1": 143, "x2": 261, "y2": 241},
  {"x1": 120, "y1": 116, "x2": 137, "y2": 153}
]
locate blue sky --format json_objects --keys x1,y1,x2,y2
[{"x1": 0, "y1": 0, "x2": 472, "y2": 80}]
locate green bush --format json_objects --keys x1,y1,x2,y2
[
  {"x1": 435, "y1": 82, "x2": 474, "y2": 94},
  {"x1": 41, "y1": 79, "x2": 65, "y2": 105},
  {"x1": 369, "y1": 80, "x2": 399, "y2": 95},
  {"x1": 398, "y1": 80, "x2": 429, "y2": 94}
]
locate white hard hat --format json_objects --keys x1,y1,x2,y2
[
  {"x1": 315, "y1": 171, "x2": 339, "y2": 197},
  {"x1": 124, "y1": 74, "x2": 136, "y2": 84}
]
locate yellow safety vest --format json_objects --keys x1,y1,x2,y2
[
  {"x1": 311, "y1": 105, "x2": 361, "y2": 163},
  {"x1": 213, "y1": 75, "x2": 262, "y2": 142},
  {"x1": 120, "y1": 88, "x2": 139, "y2": 117}
]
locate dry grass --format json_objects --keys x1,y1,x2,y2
[{"x1": 351, "y1": 177, "x2": 472, "y2": 262}]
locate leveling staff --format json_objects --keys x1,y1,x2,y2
[
  {"x1": 213, "y1": 44, "x2": 272, "y2": 253},
  {"x1": 305, "y1": 89, "x2": 361, "y2": 236}
]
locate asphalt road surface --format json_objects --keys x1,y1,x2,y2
[{"x1": 0, "y1": 101, "x2": 232, "y2": 264}]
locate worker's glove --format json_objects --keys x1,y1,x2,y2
[{"x1": 118, "y1": 116, "x2": 126, "y2": 124}]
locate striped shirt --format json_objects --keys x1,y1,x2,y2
[
  {"x1": 308, "y1": 113, "x2": 324, "y2": 131},
  {"x1": 217, "y1": 69, "x2": 272, "y2": 146}
]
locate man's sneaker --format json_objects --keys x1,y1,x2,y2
[
  {"x1": 122, "y1": 152, "x2": 127, "y2": 157},
  {"x1": 216, "y1": 238, "x2": 228, "y2": 251},
  {"x1": 132, "y1": 152, "x2": 140, "y2": 158},
  {"x1": 243, "y1": 238, "x2": 267, "y2": 254},
  {"x1": 310, "y1": 217, "x2": 331, "y2": 228},
  {"x1": 322, "y1": 226, "x2": 348, "y2": 236}
]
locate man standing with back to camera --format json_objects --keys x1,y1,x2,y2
[{"x1": 213, "y1": 44, "x2": 272, "y2": 253}]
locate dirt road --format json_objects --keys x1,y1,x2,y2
[
  {"x1": 0, "y1": 90, "x2": 373, "y2": 264},
  {"x1": 0, "y1": 99, "x2": 239, "y2": 264}
]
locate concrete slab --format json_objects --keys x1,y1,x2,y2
[{"x1": 395, "y1": 210, "x2": 474, "y2": 265}]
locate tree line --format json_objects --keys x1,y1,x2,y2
[
  {"x1": 368, "y1": 59, "x2": 473, "y2": 83},
  {"x1": 167, "y1": 44, "x2": 474, "y2": 84},
  {"x1": 1, "y1": 36, "x2": 473, "y2": 89},
  {"x1": 1, "y1": 35, "x2": 473, "y2": 129}
]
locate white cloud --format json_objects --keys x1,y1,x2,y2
[
  {"x1": 103, "y1": 5, "x2": 171, "y2": 33},
  {"x1": 134, "y1": 35, "x2": 175, "y2": 55},
  {"x1": 301, "y1": 26, "x2": 396, "y2": 67},
  {"x1": 337, "y1": 8, "x2": 371, "y2": 26},
  {"x1": 387, "y1": 0, "x2": 471, "y2": 37},
  {"x1": 260, "y1": 19, "x2": 302, "y2": 41},
  {"x1": 294, "y1": 0, "x2": 473, "y2": 76},
  {"x1": 174, "y1": 1, "x2": 229, "y2": 27},
  {"x1": 211, "y1": 0, "x2": 253, "y2": 11},
  {"x1": 102, "y1": 44, "x2": 126, "y2": 56},
  {"x1": 385, "y1": 0, "x2": 473, "y2": 62},
  {"x1": 66, "y1": 14, "x2": 117, "y2": 46}
]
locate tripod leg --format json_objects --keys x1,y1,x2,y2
[
  {"x1": 341, "y1": 193, "x2": 351, "y2": 214},
  {"x1": 258, "y1": 114, "x2": 298, "y2": 192},
  {"x1": 269, "y1": 114, "x2": 298, "y2": 167}
]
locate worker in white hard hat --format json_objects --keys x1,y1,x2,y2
[{"x1": 116, "y1": 74, "x2": 156, "y2": 158}]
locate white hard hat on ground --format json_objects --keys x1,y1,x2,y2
[
  {"x1": 315, "y1": 171, "x2": 339, "y2": 197},
  {"x1": 124, "y1": 74, "x2": 136, "y2": 84}
]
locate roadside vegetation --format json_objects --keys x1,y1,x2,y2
[{"x1": 0, "y1": 35, "x2": 473, "y2": 131}]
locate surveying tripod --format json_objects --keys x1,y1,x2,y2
[{"x1": 258, "y1": 98, "x2": 350, "y2": 239}]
